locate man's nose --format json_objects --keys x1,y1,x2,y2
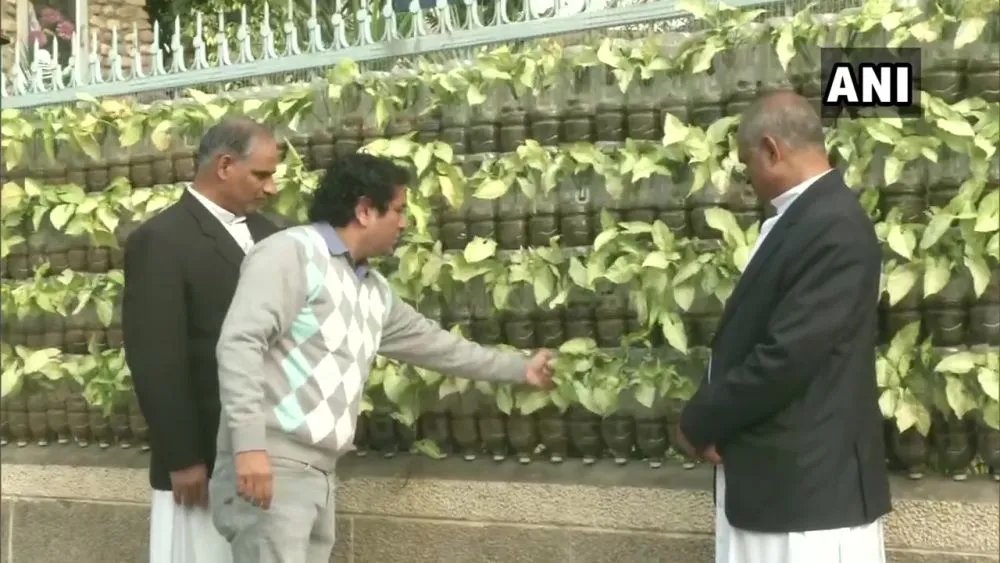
[{"x1": 263, "y1": 181, "x2": 277, "y2": 196}]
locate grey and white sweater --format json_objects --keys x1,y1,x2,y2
[{"x1": 214, "y1": 223, "x2": 528, "y2": 471}]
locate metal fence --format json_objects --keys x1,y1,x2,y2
[{"x1": 1, "y1": 0, "x2": 863, "y2": 110}]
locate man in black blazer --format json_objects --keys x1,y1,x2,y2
[
  {"x1": 122, "y1": 116, "x2": 282, "y2": 563},
  {"x1": 676, "y1": 91, "x2": 891, "y2": 563}
]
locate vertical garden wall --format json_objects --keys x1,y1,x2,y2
[{"x1": 1, "y1": 0, "x2": 998, "y2": 481}]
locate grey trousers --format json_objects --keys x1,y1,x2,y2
[{"x1": 210, "y1": 454, "x2": 336, "y2": 563}]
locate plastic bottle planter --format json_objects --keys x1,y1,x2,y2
[
  {"x1": 506, "y1": 413, "x2": 539, "y2": 465},
  {"x1": 975, "y1": 421, "x2": 1000, "y2": 481},
  {"x1": 567, "y1": 406, "x2": 603, "y2": 465},
  {"x1": 932, "y1": 414, "x2": 978, "y2": 481},
  {"x1": 888, "y1": 424, "x2": 930, "y2": 480},
  {"x1": 418, "y1": 409, "x2": 451, "y2": 458},
  {"x1": 968, "y1": 271, "x2": 1000, "y2": 346},
  {"x1": 600, "y1": 413, "x2": 636, "y2": 466},
  {"x1": 924, "y1": 273, "x2": 973, "y2": 347},
  {"x1": 537, "y1": 407, "x2": 570, "y2": 463},
  {"x1": 478, "y1": 403, "x2": 508, "y2": 461}
]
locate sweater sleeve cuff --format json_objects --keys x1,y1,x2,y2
[
  {"x1": 232, "y1": 423, "x2": 267, "y2": 453},
  {"x1": 495, "y1": 351, "x2": 530, "y2": 383}
]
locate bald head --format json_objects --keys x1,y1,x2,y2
[
  {"x1": 735, "y1": 91, "x2": 832, "y2": 201},
  {"x1": 736, "y1": 90, "x2": 826, "y2": 154}
]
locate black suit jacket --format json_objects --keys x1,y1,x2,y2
[
  {"x1": 122, "y1": 190, "x2": 281, "y2": 490},
  {"x1": 679, "y1": 170, "x2": 892, "y2": 533}
]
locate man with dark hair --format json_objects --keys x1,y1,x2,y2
[
  {"x1": 675, "y1": 91, "x2": 891, "y2": 563},
  {"x1": 209, "y1": 151, "x2": 555, "y2": 562},
  {"x1": 122, "y1": 116, "x2": 282, "y2": 563}
]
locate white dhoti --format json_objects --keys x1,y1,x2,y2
[
  {"x1": 715, "y1": 467, "x2": 887, "y2": 563},
  {"x1": 149, "y1": 490, "x2": 233, "y2": 563}
]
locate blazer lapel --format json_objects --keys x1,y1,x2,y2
[
  {"x1": 180, "y1": 190, "x2": 246, "y2": 268},
  {"x1": 712, "y1": 171, "x2": 845, "y2": 342},
  {"x1": 246, "y1": 213, "x2": 280, "y2": 243}
]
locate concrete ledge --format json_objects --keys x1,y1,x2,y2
[{"x1": 1, "y1": 448, "x2": 998, "y2": 562}]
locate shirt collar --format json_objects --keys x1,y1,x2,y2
[
  {"x1": 312, "y1": 222, "x2": 369, "y2": 279},
  {"x1": 187, "y1": 186, "x2": 245, "y2": 226},
  {"x1": 769, "y1": 169, "x2": 832, "y2": 218}
]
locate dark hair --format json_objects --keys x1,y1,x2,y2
[
  {"x1": 195, "y1": 116, "x2": 274, "y2": 171},
  {"x1": 308, "y1": 152, "x2": 410, "y2": 227},
  {"x1": 736, "y1": 90, "x2": 826, "y2": 152}
]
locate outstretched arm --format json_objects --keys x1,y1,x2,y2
[{"x1": 378, "y1": 294, "x2": 529, "y2": 383}]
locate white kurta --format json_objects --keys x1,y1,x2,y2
[
  {"x1": 711, "y1": 170, "x2": 887, "y2": 563},
  {"x1": 149, "y1": 491, "x2": 232, "y2": 563},
  {"x1": 148, "y1": 187, "x2": 253, "y2": 563}
]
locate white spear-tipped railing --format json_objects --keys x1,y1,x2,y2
[{"x1": 0, "y1": 0, "x2": 836, "y2": 109}]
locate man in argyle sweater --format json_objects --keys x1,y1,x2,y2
[{"x1": 210, "y1": 152, "x2": 554, "y2": 563}]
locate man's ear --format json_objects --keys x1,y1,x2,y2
[
  {"x1": 355, "y1": 197, "x2": 373, "y2": 227},
  {"x1": 762, "y1": 136, "x2": 781, "y2": 165},
  {"x1": 217, "y1": 154, "x2": 234, "y2": 181}
]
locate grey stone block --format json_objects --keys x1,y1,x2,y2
[
  {"x1": 10, "y1": 498, "x2": 149, "y2": 563},
  {"x1": 349, "y1": 515, "x2": 715, "y2": 563},
  {"x1": 1, "y1": 499, "x2": 10, "y2": 563},
  {"x1": 888, "y1": 551, "x2": 1000, "y2": 563}
]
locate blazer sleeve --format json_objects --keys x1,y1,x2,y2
[
  {"x1": 679, "y1": 225, "x2": 881, "y2": 451},
  {"x1": 121, "y1": 227, "x2": 202, "y2": 471}
]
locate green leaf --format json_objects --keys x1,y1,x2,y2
[
  {"x1": 673, "y1": 283, "x2": 696, "y2": 311},
  {"x1": 703, "y1": 207, "x2": 745, "y2": 247},
  {"x1": 466, "y1": 85, "x2": 486, "y2": 106},
  {"x1": 559, "y1": 337, "x2": 596, "y2": 356},
  {"x1": 935, "y1": 351, "x2": 978, "y2": 374},
  {"x1": 593, "y1": 229, "x2": 618, "y2": 253},
  {"x1": 642, "y1": 251, "x2": 670, "y2": 270},
  {"x1": 775, "y1": 25, "x2": 796, "y2": 71},
  {"x1": 462, "y1": 237, "x2": 497, "y2": 263},
  {"x1": 0, "y1": 368, "x2": 22, "y2": 397},
  {"x1": 22, "y1": 348, "x2": 60, "y2": 375},
  {"x1": 884, "y1": 155, "x2": 904, "y2": 186},
  {"x1": 975, "y1": 190, "x2": 998, "y2": 233},
  {"x1": 662, "y1": 113, "x2": 689, "y2": 146},
  {"x1": 983, "y1": 400, "x2": 1000, "y2": 430},
  {"x1": 965, "y1": 255, "x2": 991, "y2": 298},
  {"x1": 885, "y1": 265, "x2": 917, "y2": 305},
  {"x1": 95, "y1": 299, "x2": 114, "y2": 327},
  {"x1": 515, "y1": 389, "x2": 551, "y2": 415},
  {"x1": 48, "y1": 204, "x2": 76, "y2": 230},
  {"x1": 920, "y1": 213, "x2": 953, "y2": 249},
  {"x1": 473, "y1": 179, "x2": 508, "y2": 200},
  {"x1": 382, "y1": 368, "x2": 412, "y2": 404},
  {"x1": 495, "y1": 385, "x2": 514, "y2": 415},
  {"x1": 954, "y1": 17, "x2": 987, "y2": 49},
  {"x1": 411, "y1": 439, "x2": 446, "y2": 459},
  {"x1": 923, "y1": 257, "x2": 951, "y2": 298},
  {"x1": 936, "y1": 118, "x2": 974, "y2": 137},
  {"x1": 944, "y1": 376, "x2": 978, "y2": 419},
  {"x1": 633, "y1": 382, "x2": 657, "y2": 409},
  {"x1": 878, "y1": 388, "x2": 899, "y2": 418},
  {"x1": 886, "y1": 224, "x2": 914, "y2": 259},
  {"x1": 659, "y1": 312, "x2": 688, "y2": 354},
  {"x1": 978, "y1": 367, "x2": 1000, "y2": 402}
]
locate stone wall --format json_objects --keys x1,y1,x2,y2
[{"x1": 1, "y1": 447, "x2": 998, "y2": 563}]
